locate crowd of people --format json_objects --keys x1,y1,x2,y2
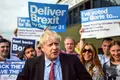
[{"x1": 0, "y1": 28, "x2": 120, "y2": 80}]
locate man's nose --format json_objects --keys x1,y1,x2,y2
[
  {"x1": 4, "y1": 47, "x2": 8, "y2": 50},
  {"x1": 52, "y1": 44, "x2": 58, "y2": 49},
  {"x1": 31, "y1": 53, "x2": 34, "y2": 56},
  {"x1": 115, "y1": 51, "x2": 120, "y2": 54},
  {"x1": 31, "y1": 53, "x2": 36, "y2": 57},
  {"x1": 85, "y1": 51, "x2": 89, "y2": 54},
  {"x1": 105, "y1": 46, "x2": 109, "y2": 49}
]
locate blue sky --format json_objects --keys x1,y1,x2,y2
[{"x1": 0, "y1": 0, "x2": 57, "y2": 40}]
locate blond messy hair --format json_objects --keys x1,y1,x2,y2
[{"x1": 39, "y1": 30, "x2": 61, "y2": 47}]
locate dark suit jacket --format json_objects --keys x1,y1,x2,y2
[{"x1": 17, "y1": 53, "x2": 92, "y2": 80}]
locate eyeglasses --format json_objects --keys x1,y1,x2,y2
[{"x1": 83, "y1": 49, "x2": 92, "y2": 53}]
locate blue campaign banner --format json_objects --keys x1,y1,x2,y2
[
  {"x1": 0, "y1": 61, "x2": 25, "y2": 75},
  {"x1": 17, "y1": 17, "x2": 31, "y2": 28},
  {"x1": 28, "y1": 2, "x2": 68, "y2": 32},
  {"x1": 81, "y1": 6, "x2": 120, "y2": 23},
  {"x1": 11, "y1": 38, "x2": 36, "y2": 55},
  {"x1": 0, "y1": 60, "x2": 25, "y2": 80}
]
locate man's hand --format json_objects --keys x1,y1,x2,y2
[{"x1": 14, "y1": 28, "x2": 18, "y2": 37}]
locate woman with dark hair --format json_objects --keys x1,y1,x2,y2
[
  {"x1": 79, "y1": 29, "x2": 104, "y2": 80},
  {"x1": 103, "y1": 40, "x2": 120, "y2": 80}
]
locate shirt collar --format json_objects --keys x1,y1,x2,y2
[{"x1": 45, "y1": 56, "x2": 60, "y2": 67}]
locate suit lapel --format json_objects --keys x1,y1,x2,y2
[
  {"x1": 60, "y1": 53, "x2": 69, "y2": 80},
  {"x1": 35, "y1": 54, "x2": 45, "y2": 80}
]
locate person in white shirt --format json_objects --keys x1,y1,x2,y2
[{"x1": 98, "y1": 38, "x2": 113, "y2": 66}]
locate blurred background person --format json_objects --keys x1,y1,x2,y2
[
  {"x1": 0, "y1": 38, "x2": 20, "y2": 61},
  {"x1": 17, "y1": 45, "x2": 37, "y2": 80},
  {"x1": 63, "y1": 37, "x2": 78, "y2": 55},
  {"x1": 75, "y1": 41, "x2": 80, "y2": 54},
  {"x1": 98, "y1": 38, "x2": 113, "y2": 66},
  {"x1": 103, "y1": 40, "x2": 120, "y2": 80},
  {"x1": 35, "y1": 41, "x2": 42, "y2": 56},
  {"x1": 0, "y1": 38, "x2": 10, "y2": 61},
  {"x1": 23, "y1": 45, "x2": 37, "y2": 60}
]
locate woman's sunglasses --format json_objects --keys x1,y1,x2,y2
[
  {"x1": 83, "y1": 49, "x2": 92, "y2": 53},
  {"x1": 37, "y1": 47, "x2": 41, "y2": 50}
]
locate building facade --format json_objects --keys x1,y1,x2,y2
[{"x1": 58, "y1": 0, "x2": 120, "y2": 26}]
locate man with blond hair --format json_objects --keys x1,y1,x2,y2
[
  {"x1": 17, "y1": 30, "x2": 92, "y2": 80},
  {"x1": 63, "y1": 37, "x2": 78, "y2": 55}
]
